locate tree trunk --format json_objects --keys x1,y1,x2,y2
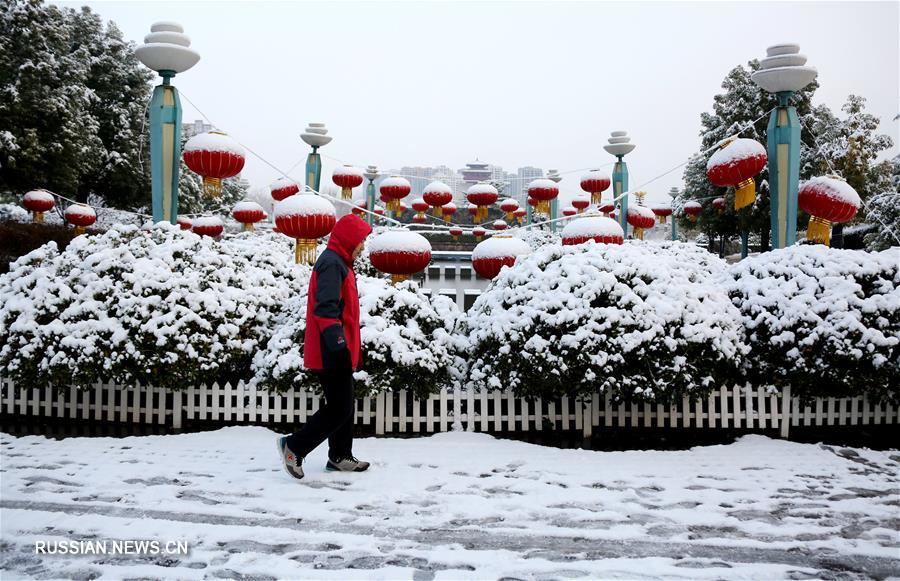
[
  {"x1": 760, "y1": 228, "x2": 771, "y2": 253},
  {"x1": 831, "y1": 223, "x2": 844, "y2": 249}
]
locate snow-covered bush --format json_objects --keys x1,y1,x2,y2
[
  {"x1": 0, "y1": 204, "x2": 29, "y2": 222},
  {"x1": 0, "y1": 224, "x2": 305, "y2": 389},
  {"x1": 517, "y1": 226, "x2": 559, "y2": 249},
  {"x1": 252, "y1": 277, "x2": 466, "y2": 398},
  {"x1": 863, "y1": 191, "x2": 900, "y2": 252},
  {"x1": 724, "y1": 246, "x2": 900, "y2": 402},
  {"x1": 465, "y1": 241, "x2": 746, "y2": 402}
]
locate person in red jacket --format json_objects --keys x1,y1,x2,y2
[{"x1": 277, "y1": 213, "x2": 372, "y2": 479}]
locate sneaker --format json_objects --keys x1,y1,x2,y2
[
  {"x1": 276, "y1": 436, "x2": 304, "y2": 480},
  {"x1": 326, "y1": 455, "x2": 370, "y2": 472}
]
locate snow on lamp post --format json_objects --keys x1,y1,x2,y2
[
  {"x1": 135, "y1": 21, "x2": 200, "y2": 225},
  {"x1": 301, "y1": 122, "x2": 332, "y2": 194},
  {"x1": 603, "y1": 130, "x2": 636, "y2": 238},
  {"x1": 751, "y1": 43, "x2": 817, "y2": 248}
]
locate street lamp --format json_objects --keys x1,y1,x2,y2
[
  {"x1": 135, "y1": 21, "x2": 200, "y2": 224},
  {"x1": 546, "y1": 169, "x2": 562, "y2": 232},
  {"x1": 363, "y1": 165, "x2": 379, "y2": 226},
  {"x1": 751, "y1": 43, "x2": 817, "y2": 248},
  {"x1": 603, "y1": 131, "x2": 636, "y2": 238},
  {"x1": 667, "y1": 186, "x2": 679, "y2": 241},
  {"x1": 301, "y1": 122, "x2": 332, "y2": 193}
]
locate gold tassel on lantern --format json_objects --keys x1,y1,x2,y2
[
  {"x1": 591, "y1": 192, "x2": 601, "y2": 205},
  {"x1": 656, "y1": 214, "x2": 667, "y2": 225},
  {"x1": 433, "y1": 206, "x2": 442, "y2": 218},
  {"x1": 688, "y1": 215, "x2": 698, "y2": 223},
  {"x1": 243, "y1": 223, "x2": 254, "y2": 232},
  {"x1": 388, "y1": 199, "x2": 401, "y2": 214},
  {"x1": 341, "y1": 187, "x2": 352, "y2": 200},
  {"x1": 390, "y1": 274, "x2": 408, "y2": 284},
  {"x1": 807, "y1": 216, "x2": 831, "y2": 246},
  {"x1": 294, "y1": 238, "x2": 319, "y2": 264},
  {"x1": 734, "y1": 177, "x2": 756, "y2": 210},
  {"x1": 203, "y1": 177, "x2": 223, "y2": 197},
  {"x1": 505, "y1": 211, "x2": 514, "y2": 221},
  {"x1": 74, "y1": 225, "x2": 86, "y2": 235},
  {"x1": 476, "y1": 206, "x2": 488, "y2": 222},
  {"x1": 537, "y1": 200, "x2": 550, "y2": 215},
  {"x1": 33, "y1": 211, "x2": 45, "y2": 223}
]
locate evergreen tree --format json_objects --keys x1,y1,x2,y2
[
  {"x1": 863, "y1": 154, "x2": 900, "y2": 251},
  {"x1": 0, "y1": 0, "x2": 152, "y2": 207}
]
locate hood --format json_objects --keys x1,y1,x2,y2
[{"x1": 326, "y1": 214, "x2": 372, "y2": 264}]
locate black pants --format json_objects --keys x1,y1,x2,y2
[{"x1": 286, "y1": 360, "x2": 355, "y2": 462}]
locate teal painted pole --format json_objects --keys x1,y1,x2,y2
[
  {"x1": 365, "y1": 179, "x2": 376, "y2": 226},
  {"x1": 767, "y1": 91, "x2": 801, "y2": 249},
  {"x1": 550, "y1": 198, "x2": 558, "y2": 232},
  {"x1": 306, "y1": 147, "x2": 322, "y2": 193},
  {"x1": 671, "y1": 216, "x2": 677, "y2": 241},
  {"x1": 613, "y1": 156, "x2": 629, "y2": 237},
  {"x1": 149, "y1": 72, "x2": 182, "y2": 224}
]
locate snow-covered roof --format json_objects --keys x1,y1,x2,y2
[
  {"x1": 274, "y1": 194, "x2": 336, "y2": 218},
  {"x1": 368, "y1": 229, "x2": 432, "y2": 254},
  {"x1": 472, "y1": 236, "x2": 530, "y2": 259},
  {"x1": 184, "y1": 132, "x2": 245, "y2": 157}
]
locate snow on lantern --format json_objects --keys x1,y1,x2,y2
[
  {"x1": 466, "y1": 182, "x2": 499, "y2": 222},
  {"x1": 449, "y1": 227, "x2": 463, "y2": 241},
  {"x1": 467, "y1": 204, "x2": 478, "y2": 218},
  {"x1": 706, "y1": 137, "x2": 767, "y2": 210},
  {"x1": 471, "y1": 235, "x2": 530, "y2": 279},
  {"x1": 627, "y1": 205, "x2": 656, "y2": 240},
  {"x1": 332, "y1": 165, "x2": 364, "y2": 200},
  {"x1": 652, "y1": 205, "x2": 673, "y2": 224},
  {"x1": 499, "y1": 198, "x2": 519, "y2": 221},
  {"x1": 473, "y1": 226, "x2": 487, "y2": 242},
  {"x1": 374, "y1": 206, "x2": 386, "y2": 217},
  {"x1": 64, "y1": 203, "x2": 96, "y2": 234},
  {"x1": 527, "y1": 178, "x2": 559, "y2": 216},
  {"x1": 22, "y1": 190, "x2": 55, "y2": 223},
  {"x1": 368, "y1": 229, "x2": 432, "y2": 284},
  {"x1": 412, "y1": 214, "x2": 427, "y2": 224},
  {"x1": 683, "y1": 201, "x2": 703, "y2": 222},
  {"x1": 561, "y1": 215, "x2": 624, "y2": 245},
  {"x1": 562, "y1": 206, "x2": 577, "y2": 217},
  {"x1": 411, "y1": 198, "x2": 430, "y2": 220},
  {"x1": 798, "y1": 175, "x2": 861, "y2": 246},
  {"x1": 493, "y1": 219, "x2": 508, "y2": 231},
  {"x1": 598, "y1": 201, "x2": 615, "y2": 215},
  {"x1": 351, "y1": 199, "x2": 367, "y2": 217},
  {"x1": 270, "y1": 177, "x2": 300, "y2": 202},
  {"x1": 275, "y1": 194, "x2": 337, "y2": 264},
  {"x1": 441, "y1": 201, "x2": 457, "y2": 220},
  {"x1": 580, "y1": 170, "x2": 612, "y2": 205},
  {"x1": 712, "y1": 197, "x2": 726, "y2": 214},
  {"x1": 527, "y1": 197, "x2": 539, "y2": 209},
  {"x1": 572, "y1": 195, "x2": 591, "y2": 213},
  {"x1": 423, "y1": 181, "x2": 453, "y2": 217},
  {"x1": 513, "y1": 207, "x2": 527, "y2": 224},
  {"x1": 177, "y1": 216, "x2": 193, "y2": 230},
  {"x1": 192, "y1": 216, "x2": 224, "y2": 238},
  {"x1": 379, "y1": 176, "x2": 411, "y2": 214},
  {"x1": 183, "y1": 131, "x2": 246, "y2": 197},
  {"x1": 232, "y1": 200, "x2": 267, "y2": 231}
]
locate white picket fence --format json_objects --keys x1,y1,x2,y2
[{"x1": 2, "y1": 378, "x2": 896, "y2": 439}]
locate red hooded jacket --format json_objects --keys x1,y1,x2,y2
[{"x1": 303, "y1": 214, "x2": 372, "y2": 371}]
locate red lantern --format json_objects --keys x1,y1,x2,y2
[
  {"x1": 466, "y1": 182, "x2": 498, "y2": 222},
  {"x1": 449, "y1": 227, "x2": 463, "y2": 241},
  {"x1": 712, "y1": 197, "x2": 726, "y2": 213},
  {"x1": 351, "y1": 200, "x2": 367, "y2": 217},
  {"x1": 513, "y1": 207, "x2": 527, "y2": 224},
  {"x1": 275, "y1": 194, "x2": 337, "y2": 264},
  {"x1": 599, "y1": 201, "x2": 615, "y2": 215},
  {"x1": 467, "y1": 204, "x2": 478, "y2": 217},
  {"x1": 472, "y1": 235, "x2": 530, "y2": 279},
  {"x1": 374, "y1": 206, "x2": 385, "y2": 218},
  {"x1": 332, "y1": 165, "x2": 364, "y2": 200},
  {"x1": 706, "y1": 138, "x2": 767, "y2": 210},
  {"x1": 177, "y1": 216, "x2": 193, "y2": 230},
  {"x1": 192, "y1": 216, "x2": 225, "y2": 238},
  {"x1": 580, "y1": 170, "x2": 611, "y2": 205},
  {"x1": 412, "y1": 214, "x2": 427, "y2": 224},
  {"x1": 22, "y1": 190, "x2": 55, "y2": 223},
  {"x1": 683, "y1": 201, "x2": 702, "y2": 222},
  {"x1": 562, "y1": 206, "x2": 577, "y2": 217},
  {"x1": 232, "y1": 200, "x2": 267, "y2": 231},
  {"x1": 472, "y1": 226, "x2": 487, "y2": 242},
  {"x1": 798, "y1": 175, "x2": 861, "y2": 246},
  {"x1": 270, "y1": 177, "x2": 300, "y2": 201},
  {"x1": 651, "y1": 206, "x2": 673, "y2": 224},
  {"x1": 423, "y1": 181, "x2": 453, "y2": 217},
  {"x1": 441, "y1": 201, "x2": 457, "y2": 219},
  {"x1": 379, "y1": 176, "x2": 411, "y2": 214},
  {"x1": 411, "y1": 198, "x2": 430, "y2": 214},
  {"x1": 561, "y1": 216, "x2": 624, "y2": 245},
  {"x1": 527, "y1": 179, "x2": 559, "y2": 215},
  {"x1": 627, "y1": 205, "x2": 656, "y2": 240},
  {"x1": 499, "y1": 198, "x2": 519, "y2": 221},
  {"x1": 493, "y1": 219, "x2": 508, "y2": 231},
  {"x1": 572, "y1": 196, "x2": 591, "y2": 213},
  {"x1": 183, "y1": 131, "x2": 246, "y2": 197},
  {"x1": 64, "y1": 203, "x2": 96, "y2": 234},
  {"x1": 368, "y1": 229, "x2": 432, "y2": 284},
  {"x1": 527, "y1": 197, "x2": 539, "y2": 208}
]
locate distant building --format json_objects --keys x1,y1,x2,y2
[
  {"x1": 431, "y1": 165, "x2": 467, "y2": 203},
  {"x1": 460, "y1": 159, "x2": 492, "y2": 184},
  {"x1": 182, "y1": 119, "x2": 214, "y2": 139},
  {"x1": 508, "y1": 166, "x2": 543, "y2": 204}
]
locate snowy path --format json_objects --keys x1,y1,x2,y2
[{"x1": 1, "y1": 428, "x2": 898, "y2": 580}]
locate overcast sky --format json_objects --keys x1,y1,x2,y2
[{"x1": 57, "y1": 1, "x2": 899, "y2": 205}]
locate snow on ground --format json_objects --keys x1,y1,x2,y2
[{"x1": 1, "y1": 428, "x2": 898, "y2": 580}]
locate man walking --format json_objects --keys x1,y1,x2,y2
[{"x1": 277, "y1": 213, "x2": 372, "y2": 479}]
